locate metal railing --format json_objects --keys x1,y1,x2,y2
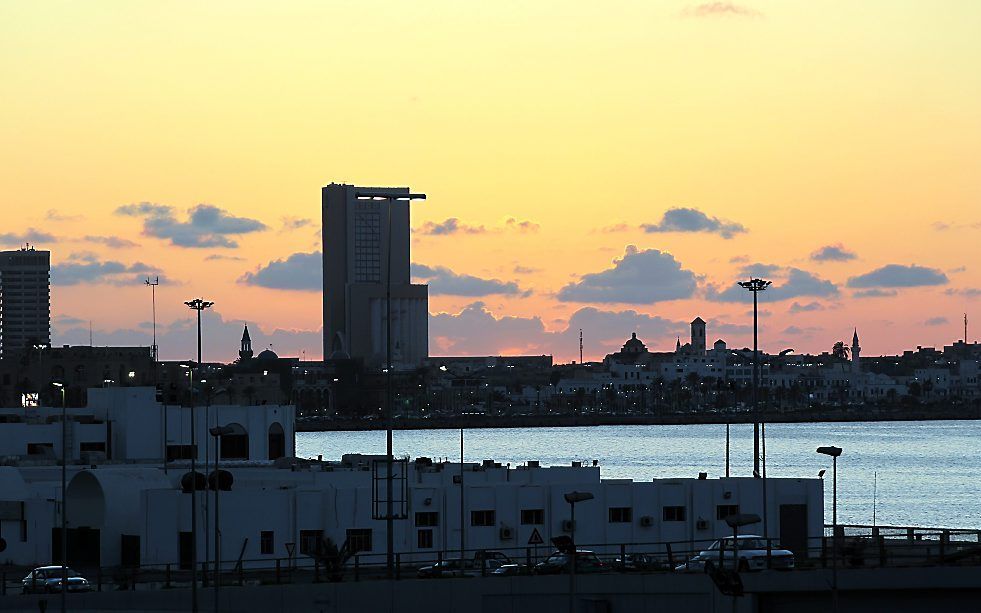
[{"x1": 3, "y1": 526, "x2": 980, "y2": 596}]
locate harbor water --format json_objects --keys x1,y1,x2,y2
[{"x1": 297, "y1": 420, "x2": 981, "y2": 529}]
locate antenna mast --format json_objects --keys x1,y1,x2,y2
[{"x1": 579, "y1": 328, "x2": 583, "y2": 364}]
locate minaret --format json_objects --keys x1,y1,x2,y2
[
  {"x1": 691, "y1": 317, "x2": 706, "y2": 355},
  {"x1": 239, "y1": 323, "x2": 254, "y2": 361},
  {"x1": 851, "y1": 328, "x2": 861, "y2": 372},
  {"x1": 676, "y1": 336, "x2": 681, "y2": 352}
]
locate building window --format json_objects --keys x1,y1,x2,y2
[
  {"x1": 415, "y1": 512, "x2": 438, "y2": 527},
  {"x1": 608, "y1": 507, "x2": 633, "y2": 523},
  {"x1": 520, "y1": 509, "x2": 544, "y2": 525},
  {"x1": 471, "y1": 510, "x2": 496, "y2": 527},
  {"x1": 717, "y1": 505, "x2": 739, "y2": 521},
  {"x1": 662, "y1": 506, "x2": 686, "y2": 522},
  {"x1": 417, "y1": 529, "x2": 434, "y2": 549},
  {"x1": 346, "y1": 528, "x2": 373, "y2": 553},
  {"x1": 260, "y1": 531, "x2": 274, "y2": 555},
  {"x1": 299, "y1": 529, "x2": 324, "y2": 556}
]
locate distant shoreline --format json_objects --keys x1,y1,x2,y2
[{"x1": 297, "y1": 404, "x2": 981, "y2": 432}]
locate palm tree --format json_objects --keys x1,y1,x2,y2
[{"x1": 832, "y1": 341, "x2": 850, "y2": 360}]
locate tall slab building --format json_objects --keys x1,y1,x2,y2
[
  {"x1": 0, "y1": 247, "x2": 51, "y2": 355},
  {"x1": 322, "y1": 183, "x2": 428, "y2": 368}
]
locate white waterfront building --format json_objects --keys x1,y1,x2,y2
[{"x1": 0, "y1": 387, "x2": 823, "y2": 570}]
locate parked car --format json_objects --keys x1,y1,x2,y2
[
  {"x1": 614, "y1": 553, "x2": 667, "y2": 571},
  {"x1": 417, "y1": 552, "x2": 510, "y2": 578},
  {"x1": 491, "y1": 563, "x2": 533, "y2": 577},
  {"x1": 674, "y1": 535, "x2": 795, "y2": 572},
  {"x1": 534, "y1": 550, "x2": 607, "y2": 575},
  {"x1": 22, "y1": 566, "x2": 92, "y2": 594}
]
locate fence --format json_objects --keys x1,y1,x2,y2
[{"x1": 3, "y1": 524, "x2": 980, "y2": 596}]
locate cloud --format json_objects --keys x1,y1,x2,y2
[
  {"x1": 82, "y1": 235, "x2": 140, "y2": 248},
  {"x1": 707, "y1": 266, "x2": 837, "y2": 302},
  {"x1": 641, "y1": 207, "x2": 747, "y2": 239},
  {"x1": 417, "y1": 217, "x2": 541, "y2": 236},
  {"x1": 412, "y1": 264, "x2": 525, "y2": 296},
  {"x1": 429, "y1": 302, "x2": 683, "y2": 356},
  {"x1": 504, "y1": 217, "x2": 540, "y2": 233},
  {"x1": 729, "y1": 255, "x2": 749, "y2": 264},
  {"x1": 846, "y1": 264, "x2": 948, "y2": 288},
  {"x1": 115, "y1": 202, "x2": 267, "y2": 248},
  {"x1": 417, "y1": 218, "x2": 487, "y2": 235},
  {"x1": 53, "y1": 314, "x2": 86, "y2": 326},
  {"x1": 782, "y1": 325, "x2": 822, "y2": 336},
  {"x1": 925, "y1": 317, "x2": 948, "y2": 326},
  {"x1": 933, "y1": 221, "x2": 981, "y2": 231},
  {"x1": 238, "y1": 252, "x2": 322, "y2": 291},
  {"x1": 811, "y1": 244, "x2": 857, "y2": 262},
  {"x1": 789, "y1": 301, "x2": 824, "y2": 313},
  {"x1": 205, "y1": 254, "x2": 246, "y2": 262},
  {"x1": 54, "y1": 310, "x2": 323, "y2": 362},
  {"x1": 280, "y1": 216, "x2": 313, "y2": 232},
  {"x1": 513, "y1": 265, "x2": 539, "y2": 274},
  {"x1": 51, "y1": 253, "x2": 157, "y2": 286},
  {"x1": 557, "y1": 246, "x2": 698, "y2": 304},
  {"x1": 944, "y1": 288, "x2": 981, "y2": 298},
  {"x1": 594, "y1": 223, "x2": 631, "y2": 233},
  {"x1": 852, "y1": 289, "x2": 898, "y2": 298},
  {"x1": 683, "y1": 2, "x2": 762, "y2": 18},
  {"x1": 45, "y1": 209, "x2": 84, "y2": 222},
  {"x1": 0, "y1": 228, "x2": 57, "y2": 245}
]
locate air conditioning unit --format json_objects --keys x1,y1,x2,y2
[
  {"x1": 499, "y1": 526, "x2": 513, "y2": 540},
  {"x1": 640, "y1": 516, "x2": 654, "y2": 527},
  {"x1": 561, "y1": 519, "x2": 575, "y2": 533},
  {"x1": 696, "y1": 518, "x2": 709, "y2": 531}
]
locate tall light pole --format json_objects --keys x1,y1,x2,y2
[
  {"x1": 183, "y1": 297, "x2": 212, "y2": 613},
  {"x1": 817, "y1": 446, "x2": 842, "y2": 613},
  {"x1": 738, "y1": 278, "x2": 771, "y2": 536},
  {"x1": 564, "y1": 491, "x2": 594, "y2": 613},
  {"x1": 53, "y1": 381, "x2": 66, "y2": 613},
  {"x1": 210, "y1": 425, "x2": 234, "y2": 613},
  {"x1": 356, "y1": 191, "x2": 424, "y2": 578},
  {"x1": 145, "y1": 277, "x2": 159, "y2": 361}
]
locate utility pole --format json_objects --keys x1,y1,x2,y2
[
  {"x1": 579, "y1": 328, "x2": 583, "y2": 364},
  {"x1": 738, "y1": 278, "x2": 771, "y2": 537},
  {"x1": 184, "y1": 298, "x2": 213, "y2": 613}
]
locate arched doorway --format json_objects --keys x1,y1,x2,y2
[
  {"x1": 268, "y1": 422, "x2": 285, "y2": 460},
  {"x1": 219, "y1": 423, "x2": 249, "y2": 460}
]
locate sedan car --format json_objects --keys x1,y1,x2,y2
[
  {"x1": 675, "y1": 536, "x2": 795, "y2": 572},
  {"x1": 534, "y1": 550, "x2": 607, "y2": 575},
  {"x1": 417, "y1": 558, "x2": 505, "y2": 578},
  {"x1": 22, "y1": 566, "x2": 92, "y2": 594},
  {"x1": 490, "y1": 563, "x2": 533, "y2": 577}
]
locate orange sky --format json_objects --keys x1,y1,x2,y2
[{"x1": 1, "y1": 1, "x2": 978, "y2": 362}]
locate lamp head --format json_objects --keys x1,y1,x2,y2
[
  {"x1": 725, "y1": 513, "x2": 761, "y2": 528},
  {"x1": 816, "y1": 446, "x2": 842, "y2": 458},
  {"x1": 564, "y1": 491, "x2": 594, "y2": 504}
]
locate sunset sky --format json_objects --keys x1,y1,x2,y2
[{"x1": 2, "y1": 1, "x2": 979, "y2": 363}]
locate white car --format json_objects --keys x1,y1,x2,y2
[{"x1": 675, "y1": 535, "x2": 795, "y2": 572}]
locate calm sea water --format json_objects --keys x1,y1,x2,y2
[{"x1": 296, "y1": 421, "x2": 981, "y2": 529}]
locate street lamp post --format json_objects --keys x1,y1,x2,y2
[
  {"x1": 564, "y1": 491, "x2": 594, "y2": 613},
  {"x1": 183, "y1": 298, "x2": 212, "y2": 613},
  {"x1": 210, "y1": 425, "x2": 234, "y2": 613},
  {"x1": 817, "y1": 445, "x2": 842, "y2": 613},
  {"x1": 52, "y1": 382, "x2": 66, "y2": 613},
  {"x1": 738, "y1": 278, "x2": 771, "y2": 536}
]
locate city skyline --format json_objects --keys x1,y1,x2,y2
[{"x1": 3, "y1": 1, "x2": 980, "y2": 362}]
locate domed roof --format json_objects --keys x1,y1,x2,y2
[
  {"x1": 622, "y1": 332, "x2": 647, "y2": 354},
  {"x1": 256, "y1": 348, "x2": 279, "y2": 361}
]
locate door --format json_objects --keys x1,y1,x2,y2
[
  {"x1": 779, "y1": 504, "x2": 808, "y2": 559},
  {"x1": 53, "y1": 527, "x2": 101, "y2": 568},
  {"x1": 179, "y1": 531, "x2": 193, "y2": 570},
  {"x1": 121, "y1": 534, "x2": 140, "y2": 567}
]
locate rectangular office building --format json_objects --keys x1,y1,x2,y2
[
  {"x1": 322, "y1": 183, "x2": 428, "y2": 368},
  {"x1": 0, "y1": 247, "x2": 51, "y2": 355}
]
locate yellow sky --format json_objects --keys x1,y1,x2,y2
[{"x1": 1, "y1": 1, "x2": 979, "y2": 361}]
